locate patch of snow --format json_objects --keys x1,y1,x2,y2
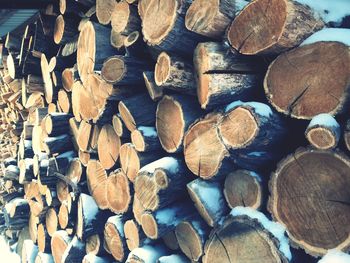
[
  {"x1": 301, "y1": 28, "x2": 350, "y2": 46},
  {"x1": 318, "y1": 249, "x2": 350, "y2": 263},
  {"x1": 231, "y1": 207, "x2": 292, "y2": 260},
  {"x1": 249, "y1": 171, "x2": 262, "y2": 182},
  {"x1": 235, "y1": 0, "x2": 250, "y2": 13},
  {"x1": 126, "y1": 245, "x2": 168, "y2": 262},
  {"x1": 156, "y1": 207, "x2": 177, "y2": 225},
  {"x1": 296, "y1": 0, "x2": 350, "y2": 25},
  {"x1": 247, "y1": 151, "x2": 264, "y2": 157},
  {"x1": 37, "y1": 252, "x2": 54, "y2": 263},
  {"x1": 6, "y1": 165, "x2": 19, "y2": 173},
  {"x1": 83, "y1": 253, "x2": 108, "y2": 263},
  {"x1": 0, "y1": 236, "x2": 20, "y2": 263},
  {"x1": 23, "y1": 239, "x2": 38, "y2": 263},
  {"x1": 139, "y1": 126, "x2": 157, "y2": 137},
  {"x1": 80, "y1": 194, "x2": 98, "y2": 221},
  {"x1": 308, "y1": 113, "x2": 340, "y2": 129},
  {"x1": 191, "y1": 219, "x2": 208, "y2": 238},
  {"x1": 225, "y1": 100, "x2": 243, "y2": 112},
  {"x1": 139, "y1": 157, "x2": 179, "y2": 174},
  {"x1": 158, "y1": 254, "x2": 190, "y2": 263},
  {"x1": 225, "y1": 101, "x2": 272, "y2": 117}
]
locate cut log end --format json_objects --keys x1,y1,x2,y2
[
  {"x1": 118, "y1": 101, "x2": 136, "y2": 131},
  {"x1": 306, "y1": 127, "x2": 337, "y2": 150},
  {"x1": 141, "y1": 212, "x2": 158, "y2": 239},
  {"x1": 107, "y1": 169, "x2": 132, "y2": 214},
  {"x1": 86, "y1": 234, "x2": 101, "y2": 255},
  {"x1": 131, "y1": 129, "x2": 145, "y2": 152},
  {"x1": 45, "y1": 208, "x2": 58, "y2": 237},
  {"x1": 175, "y1": 221, "x2": 203, "y2": 261},
  {"x1": 104, "y1": 221, "x2": 126, "y2": 261},
  {"x1": 97, "y1": 124, "x2": 121, "y2": 170},
  {"x1": 54, "y1": 15, "x2": 65, "y2": 44},
  {"x1": 155, "y1": 52, "x2": 171, "y2": 86},
  {"x1": 119, "y1": 143, "x2": 139, "y2": 182},
  {"x1": 58, "y1": 203, "x2": 69, "y2": 229},
  {"x1": 124, "y1": 219, "x2": 143, "y2": 251},
  {"x1": 101, "y1": 56, "x2": 125, "y2": 84}
]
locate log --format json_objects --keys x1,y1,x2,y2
[
  {"x1": 224, "y1": 169, "x2": 263, "y2": 210},
  {"x1": 107, "y1": 169, "x2": 133, "y2": 214},
  {"x1": 103, "y1": 215, "x2": 129, "y2": 262},
  {"x1": 97, "y1": 124, "x2": 121, "y2": 170},
  {"x1": 185, "y1": 0, "x2": 247, "y2": 39},
  {"x1": 124, "y1": 31, "x2": 150, "y2": 59},
  {"x1": 86, "y1": 159, "x2": 109, "y2": 210},
  {"x1": 7, "y1": 53, "x2": 22, "y2": 79},
  {"x1": 57, "y1": 89, "x2": 71, "y2": 113},
  {"x1": 49, "y1": 54, "x2": 77, "y2": 73},
  {"x1": 101, "y1": 55, "x2": 150, "y2": 85},
  {"x1": 22, "y1": 52, "x2": 43, "y2": 77},
  {"x1": 305, "y1": 114, "x2": 341, "y2": 150},
  {"x1": 77, "y1": 21, "x2": 123, "y2": 87},
  {"x1": 135, "y1": 157, "x2": 193, "y2": 211},
  {"x1": 126, "y1": 244, "x2": 169, "y2": 263},
  {"x1": 143, "y1": 71, "x2": 163, "y2": 102},
  {"x1": 112, "y1": 114, "x2": 130, "y2": 139},
  {"x1": 83, "y1": 254, "x2": 112, "y2": 263},
  {"x1": 86, "y1": 234, "x2": 107, "y2": 256},
  {"x1": 131, "y1": 126, "x2": 161, "y2": 152},
  {"x1": 141, "y1": 201, "x2": 196, "y2": 239},
  {"x1": 62, "y1": 65, "x2": 79, "y2": 92},
  {"x1": 111, "y1": 1, "x2": 141, "y2": 34},
  {"x1": 194, "y1": 42, "x2": 263, "y2": 109},
  {"x1": 96, "y1": 0, "x2": 115, "y2": 25},
  {"x1": 43, "y1": 134, "x2": 73, "y2": 155},
  {"x1": 44, "y1": 113, "x2": 72, "y2": 136},
  {"x1": 59, "y1": 0, "x2": 90, "y2": 16},
  {"x1": 19, "y1": 158, "x2": 34, "y2": 184},
  {"x1": 119, "y1": 143, "x2": 163, "y2": 182},
  {"x1": 264, "y1": 42, "x2": 350, "y2": 119},
  {"x1": 155, "y1": 52, "x2": 196, "y2": 95},
  {"x1": 203, "y1": 208, "x2": 291, "y2": 263},
  {"x1": 268, "y1": 147, "x2": 350, "y2": 256},
  {"x1": 37, "y1": 224, "x2": 51, "y2": 253},
  {"x1": 227, "y1": 0, "x2": 324, "y2": 55},
  {"x1": 175, "y1": 215, "x2": 210, "y2": 262},
  {"x1": 61, "y1": 236, "x2": 86, "y2": 263},
  {"x1": 76, "y1": 193, "x2": 111, "y2": 240},
  {"x1": 141, "y1": 0, "x2": 205, "y2": 56},
  {"x1": 118, "y1": 93, "x2": 157, "y2": 131},
  {"x1": 51, "y1": 230, "x2": 72, "y2": 263},
  {"x1": 156, "y1": 94, "x2": 202, "y2": 153},
  {"x1": 124, "y1": 219, "x2": 149, "y2": 251},
  {"x1": 162, "y1": 231, "x2": 179, "y2": 251},
  {"x1": 45, "y1": 208, "x2": 58, "y2": 237},
  {"x1": 54, "y1": 15, "x2": 80, "y2": 44},
  {"x1": 110, "y1": 29, "x2": 127, "y2": 50},
  {"x1": 132, "y1": 195, "x2": 146, "y2": 225},
  {"x1": 345, "y1": 119, "x2": 350, "y2": 152}
]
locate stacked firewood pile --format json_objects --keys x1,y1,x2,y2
[{"x1": 0, "y1": 0, "x2": 349, "y2": 262}]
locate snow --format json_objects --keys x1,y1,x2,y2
[
  {"x1": 248, "y1": 151, "x2": 264, "y2": 157},
  {"x1": 231, "y1": 207, "x2": 292, "y2": 260},
  {"x1": 318, "y1": 249, "x2": 350, "y2": 263},
  {"x1": 308, "y1": 113, "x2": 340, "y2": 129},
  {"x1": 80, "y1": 194, "x2": 99, "y2": 221},
  {"x1": 235, "y1": 0, "x2": 250, "y2": 14},
  {"x1": 126, "y1": 245, "x2": 168, "y2": 262},
  {"x1": 156, "y1": 207, "x2": 177, "y2": 225},
  {"x1": 23, "y1": 239, "x2": 38, "y2": 263},
  {"x1": 296, "y1": 0, "x2": 350, "y2": 25},
  {"x1": 139, "y1": 157, "x2": 179, "y2": 174},
  {"x1": 249, "y1": 171, "x2": 262, "y2": 182},
  {"x1": 37, "y1": 252, "x2": 54, "y2": 263},
  {"x1": 83, "y1": 253, "x2": 107, "y2": 263},
  {"x1": 301, "y1": 28, "x2": 350, "y2": 46},
  {"x1": 0, "y1": 236, "x2": 20, "y2": 263},
  {"x1": 225, "y1": 101, "x2": 273, "y2": 117},
  {"x1": 191, "y1": 219, "x2": 207, "y2": 238},
  {"x1": 158, "y1": 254, "x2": 190, "y2": 263},
  {"x1": 139, "y1": 126, "x2": 157, "y2": 137}
]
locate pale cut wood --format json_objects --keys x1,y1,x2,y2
[
  {"x1": 143, "y1": 71, "x2": 163, "y2": 102},
  {"x1": 104, "y1": 215, "x2": 128, "y2": 262},
  {"x1": 97, "y1": 124, "x2": 121, "y2": 170},
  {"x1": 111, "y1": 0, "x2": 140, "y2": 35},
  {"x1": 96, "y1": 0, "x2": 116, "y2": 25},
  {"x1": 51, "y1": 230, "x2": 72, "y2": 263}
]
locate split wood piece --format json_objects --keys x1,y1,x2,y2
[
  {"x1": 345, "y1": 120, "x2": 350, "y2": 152},
  {"x1": 79, "y1": 150, "x2": 94, "y2": 167},
  {"x1": 62, "y1": 65, "x2": 79, "y2": 92},
  {"x1": 43, "y1": 134, "x2": 73, "y2": 155},
  {"x1": 77, "y1": 21, "x2": 124, "y2": 87},
  {"x1": 86, "y1": 159, "x2": 109, "y2": 210},
  {"x1": 111, "y1": 1, "x2": 141, "y2": 34},
  {"x1": 59, "y1": 0, "x2": 90, "y2": 16},
  {"x1": 97, "y1": 124, "x2": 121, "y2": 170},
  {"x1": 217, "y1": 101, "x2": 286, "y2": 170},
  {"x1": 269, "y1": 147, "x2": 350, "y2": 256},
  {"x1": 224, "y1": 169, "x2": 263, "y2": 210},
  {"x1": 305, "y1": 113, "x2": 341, "y2": 150},
  {"x1": 8, "y1": 79, "x2": 23, "y2": 93},
  {"x1": 86, "y1": 234, "x2": 107, "y2": 256},
  {"x1": 124, "y1": 219, "x2": 149, "y2": 251},
  {"x1": 183, "y1": 113, "x2": 232, "y2": 179},
  {"x1": 175, "y1": 215, "x2": 210, "y2": 262},
  {"x1": 141, "y1": 201, "x2": 196, "y2": 239},
  {"x1": 194, "y1": 42, "x2": 263, "y2": 109},
  {"x1": 156, "y1": 94, "x2": 202, "y2": 153},
  {"x1": 61, "y1": 236, "x2": 86, "y2": 263},
  {"x1": 96, "y1": 0, "x2": 116, "y2": 25},
  {"x1": 19, "y1": 158, "x2": 34, "y2": 184},
  {"x1": 135, "y1": 157, "x2": 192, "y2": 211},
  {"x1": 187, "y1": 178, "x2": 229, "y2": 227},
  {"x1": 119, "y1": 143, "x2": 163, "y2": 183},
  {"x1": 37, "y1": 224, "x2": 51, "y2": 253},
  {"x1": 132, "y1": 195, "x2": 146, "y2": 225},
  {"x1": 118, "y1": 93, "x2": 157, "y2": 132},
  {"x1": 107, "y1": 169, "x2": 133, "y2": 214},
  {"x1": 57, "y1": 89, "x2": 71, "y2": 113},
  {"x1": 22, "y1": 239, "x2": 39, "y2": 263},
  {"x1": 54, "y1": 15, "x2": 80, "y2": 44},
  {"x1": 131, "y1": 126, "x2": 161, "y2": 152},
  {"x1": 7, "y1": 53, "x2": 22, "y2": 79},
  {"x1": 101, "y1": 55, "x2": 150, "y2": 85},
  {"x1": 51, "y1": 230, "x2": 72, "y2": 263},
  {"x1": 35, "y1": 252, "x2": 54, "y2": 263},
  {"x1": 45, "y1": 208, "x2": 58, "y2": 237},
  {"x1": 264, "y1": 42, "x2": 350, "y2": 119},
  {"x1": 104, "y1": 215, "x2": 129, "y2": 262},
  {"x1": 141, "y1": 0, "x2": 205, "y2": 56},
  {"x1": 227, "y1": 0, "x2": 324, "y2": 55},
  {"x1": 155, "y1": 52, "x2": 196, "y2": 95},
  {"x1": 110, "y1": 29, "x2": 127, "y2": 50},
  {"x1": 77, "y1": 193, "x2": 111, "y2": 240},
  {"x1": 202, "y1": 212, "x2": 290, "y2": 263},
  {"x1": 83, "y1": 254, "x2": 111, "y2": 263},
  {"x1": 112, "y1": 114, "x2": 130, "y2": 139},
  {"x1": 126, "y1": 244, "x2": 169, "y2": 263},
  {"x1": 143, "y1": 71, "x2": 163, "y2": 102},
  {"x1": 185, "y1": 0, "x2": 246, "y2": 39},
  {"x1": 45, "y1": 113, "x2": 72, "y2": 136}
]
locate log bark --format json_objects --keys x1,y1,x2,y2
[
  {"x1": 126, "y1": 244, "x2": 169, "y2": 263},
  {"x1": 227, "y1": 0, "x2": 324, "y2": 55},
  {"x1": 224, "y1": 169, "x2": 263, "y2": 210},
  {"x1": 187, "y1": 178, "x2": 229, "y2": 227},
  {"x1": 60, "y1": 0, "x2": 90, "y2": 16},
  {"x1": 143, "y1": 71, "x2": 163, "y2": 102},
  {"x1": 131, "y1": 126, "x2": 161, "y2": 152},
  {"x1": 268, "y1": 147, "x2": 350, "y2": 256},
  {"x1": 54, "y1": 15, "x2": 80, "y2": 44},
  {"x1": 43, "y1": 134, "x2": 73, "y2": 155},
  {"x1": 86, "y1": 234, "x2": 107, "y2": 256},
  {"x1": 264, "y1": 42, "x2": 350, "y2": 119},
  {"x1": 156, "y1": 94, "x2": 202, "y2": 153},
  {"x1": 111, "y1": 1, "x2": 141, "y2": 35},
  {"x1": 61, "y1": 236, "x2": 86, "y2": 263},
  {"x1": 97, "y1": 124, "x2": 121, "y2": 170},
  {"x1": 345, "y1": 119, "x2": 350, "y2": 152},
  {"x1": 44, "y1": 113, "x2": 72, "y2": 136}
]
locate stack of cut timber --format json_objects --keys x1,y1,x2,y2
[{"x1": 0, "y1": 0, "x2": 349, "y2": 262}]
